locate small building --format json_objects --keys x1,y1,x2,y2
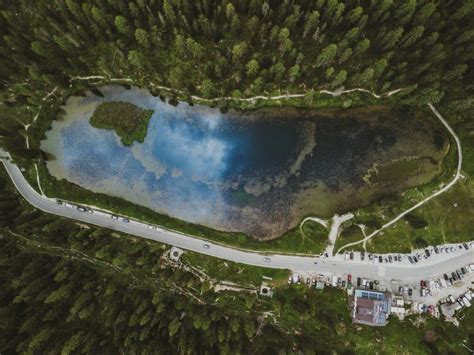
[
  {"x1": 169, "y1": 247, "x2": 183, "y2": 262},
  {"x1": 315, "y1": 281, "x2": 325, "y2": 290},
  {"x1": 349, "y1": 289, "x2": 392, "y2": 326},
  {"x1": 259, "y1": 285, "x2": 273, "y2": 297}
]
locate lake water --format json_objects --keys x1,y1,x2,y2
[{"x1": 41, "y1": 86, "x2": 446, "y2": 239}]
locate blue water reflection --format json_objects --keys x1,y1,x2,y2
[{"x1": 41, "y1": 86, "x2": 442, "y2": 238}]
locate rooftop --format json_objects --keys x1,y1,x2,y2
[{"x1": 350, "y1": 289, "x2": 391, "y2": 326}]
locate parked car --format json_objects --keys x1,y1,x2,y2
[
  {"x1": 408, "y1": 288, "x2": 413, "y2": 296},
  {"x1": 350, "y1": 252, "x2": 354, "y2": 260},
  {"x1": 77, "y1": 206, "x2": 87, "y2": 212},
  {"x1": 342, "y1": 281, "x2": 346, "y2": 288},
  {"x1": 408, "y1": 256, "x2": 414, "y2": 264},
  {"x1": 379, "y1": 256, "x2": 383, "y2": 263},
  {"x1": 434, "y1": 246, "x2": 439, "y2": 254},
  {"x1": 388, "y1": 255, "x2": 393, "y2": 263},
  {"x1": 122, "y1": 218, "x2": 130, "y2": 223},
  {"x1": 357, "y1": 278, "x2": 362, "y2": 287},
  {"x1": 347, "y1": 274, "x2": 352, "y2": 283},
  {"x1": 306, "y1": 278, "x2": 311, "y2": 285},
  {"x1": 361, "y1": 251, "x2": 365, "y2": 261},
  {"x1": 111, "y1": 214, "x2": 119, "y2": 220},
  {"x1": 463, "y1": 243, "x2": 469, "y2": 250},
  {"x1": 425, "y1": 249, "x2": 431, "y2": 257}
]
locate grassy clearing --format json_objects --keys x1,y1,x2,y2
[
  {"x1": 90, "y1": 101, "x2": 154, "y2": 146},
  {"x1": 182, "y1": 251, "x2": 290, "y2": 287},
  {"x1": 337, "y1": 106, "x2": 474, "y2": 254}
]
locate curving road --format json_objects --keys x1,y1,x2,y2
[{"x1": 1, "y1": 153, "x2": 472, "y2": 283}]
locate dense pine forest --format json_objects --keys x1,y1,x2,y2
[
  {"x1": 1, "y1": 0, "x2": 474, "y2": 353},
  {"x1": 0, "y1": 0, "x2": 473, "y2": 162},
  {"x1": 1, "y1": 167, "x2": 474, "y2": 353}
]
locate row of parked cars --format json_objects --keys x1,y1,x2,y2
[
  {"x1": 344, "y1": 242, "x2": 474, "y2": 265},
  {"x1": 439, "y1": 290, "x2": 472, "y2": 308},
  {"x1": 407, "y1": 243, "x2": 473, "y2": 264}
]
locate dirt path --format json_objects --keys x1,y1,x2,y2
[
  {"x1": 335, "y1": 103, "x2": 463, "y2": 254},
  {"x1": 70, "y1": 75, "x2": 404, "y2": 103}
]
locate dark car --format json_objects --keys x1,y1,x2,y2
[
  {"x1": 452, "y1": 272, "x2": 458, "y2": 281},
  {"x1": 463, "y1": 243, "x2": 469, "y2": 250},
  {"x1": 434, "y1": 246, "x2": 439, "y2": 254},
  {"x1": 369, "y1": 281, "x2": 374, "y2": 289},
  {"x1": 342, "y1": 281, "x2": 346, "y2": 288},
  {"x1": 379, "y1": 256, "x2": 383, "y2": 263},
  {"x1": 361, "y1": 251, "x2": 365, "y2": 261},
  {"x1": 350, "y1": 252, "x2": 354, "y2": 260},
  {"x1": 408, "y1": 288, "x2": 413, "y2": 296},
  {"x1": 388, "y1": 255, "x2": 393, "y2": 263},
  {"x1": 413, "y1": 256, "x2": 418, "y2": 263},
  {"x1": 408, "y1": 256, "x2": 414, "y2": 264},
  {"x1": 425, "y1": 249, "x2": 430, "y2": 257},
  {"x1": 357, "y1": 278, "x2": 362, "y2": 287},
  {"x1": 444, "y1": 273, "x2": 449, "y2": 281}
]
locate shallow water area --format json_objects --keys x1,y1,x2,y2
[{"x1": 41, "y1": 86, "x2": 447, "y2": 239}]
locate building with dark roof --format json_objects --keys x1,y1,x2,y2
[{"x1": 349, "y1": 289, "x2": 391, "y2": 326}]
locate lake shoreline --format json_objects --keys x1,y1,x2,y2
[{"x1": 40, "y1": 85, "x2": 449, "y2": 240}]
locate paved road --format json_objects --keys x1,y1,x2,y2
[{"x1": 1, "y1": 155, "x2": 472, "y2": 282}]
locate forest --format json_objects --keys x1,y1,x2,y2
[
  {"x1": 0, "y1": 0, "x2": 473, "y2": 352},
  {"x1": 1, "y1": 167, "x2": 473, "y2": 353},
  {"x1": 0, "y1": 0, "x2": 472, "y2": 163}
]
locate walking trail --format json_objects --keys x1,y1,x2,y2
[{"x1": 335, "y1": 103, "x2": 463, "y2": 254}]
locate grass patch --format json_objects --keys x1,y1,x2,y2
[
  {"x1": 182, "y1": 251, "x2": 290, "y2": 287},
  {"x1": 365, "y1": 158, "x2": 425, "y2": 185},
  {"x1": 334, "y1": 223, "x2": 366, "y2": 253},
  {"x1": 337, "y1": 106, "x2": 474, "y2": 254},
  {"x1": 90, "y1": 101, "x2": 154, "y2": 146}
]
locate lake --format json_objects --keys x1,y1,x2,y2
[{"x1": 41, "y1": 86, "x2": 447, "y2": 239}]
